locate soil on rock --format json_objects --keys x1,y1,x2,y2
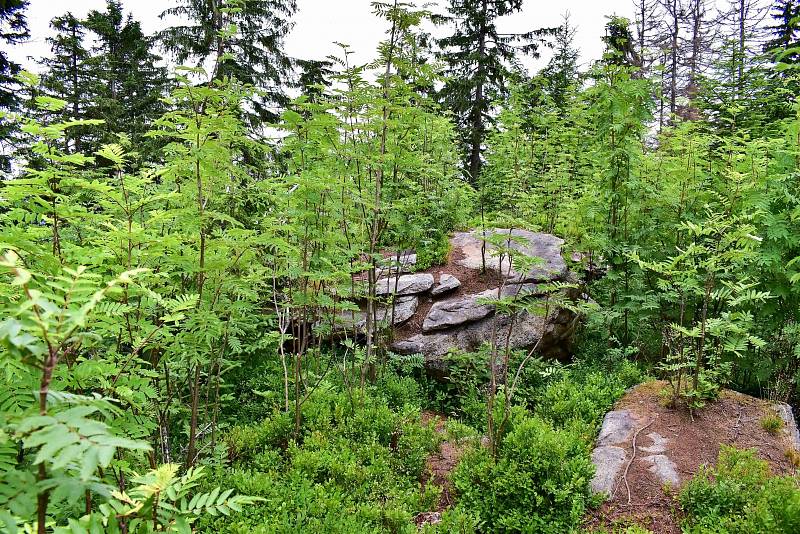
[
  {"x1": 585, "y1": 381, "x2": 800, "y2": 534},
  {"x1": 394, "y1": 246, "x2": 503, "y2": 341}
]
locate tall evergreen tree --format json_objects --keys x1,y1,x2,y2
[
  {"x1": 159, "y1": 0, "x2": 296, "y2": 125},
  {"x1": 83, "y1": 1, "x2": 168, "y2": 158},
  {"x1": 764, "y1": 0, "x2": 800, "y2": 64},
  {"x1": 0, "y1": 0, "x2": 29, "y2": 169},
  {"x1": 39, "y1": 13, "x2": 90, "y2": 153},
  {"x1": 541, "y1": 13, "x2": 580, "y2": 111},
  {"x1": 295, "y1": 58, "x2": 333, "y2": 103},
  {"x1": 437, "y1": 0, "x2": 555, "y2": 183}
]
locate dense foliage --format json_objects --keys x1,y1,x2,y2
[{"x1": 2, "y1": 0, "x2": 800, "y2": 532}]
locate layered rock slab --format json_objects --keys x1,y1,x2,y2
[
  {"x1": 375, "y1": 273, "x2": 434, "y2": 296},
  {"x1": 431, "y1": 273, "x2": 461, "y2": 296},
  {"x1": 422, "y1": 283, "x2": 538, "y2": 333},
  {"x1": 450, "y1": 229, "x2": 568, "y2": 282}
]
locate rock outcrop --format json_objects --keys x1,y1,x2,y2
[
  {"x1": 387, "y1": 229, "x2": 579, "y2": 366},
  {"x1": 336, "y1": 229, "x2": 580, "y2": 367},
  {"x1": 450, "y1": 229, "x2": 568, "y2": 282},
  {"x1": 431, "y1": 273, "x2": 461, "y2": 296},
  {"x1": 375, "y1": 273, "x2": 434, "y2": 296}
]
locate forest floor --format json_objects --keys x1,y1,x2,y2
[
  {"x1": 584, "y1": 380, "x2": 799, "y2": 533},
  {"x1": 414, "y1": 411, "x2": 470, "y2": 528}
]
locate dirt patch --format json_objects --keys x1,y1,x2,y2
[
  {"x1": 415, "y1": 411, "x2": 468, "y2": 527},
  {"x1": 585, "y1": 380, "x2": 799, "y2": 533}
]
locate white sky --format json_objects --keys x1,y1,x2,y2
[{"x1": 11, "y1": 0, "x2": 636, "y2": 75}]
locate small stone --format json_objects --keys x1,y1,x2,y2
[
  {"x1": 375, "y1": 273, "x2": 434, "y2": 296},
  {"x1": 431, "y1": 273, "x2": 461, "y2": 296},
  {"x1": 591, "y1": 445, "x2": 627, "y2": 495}
]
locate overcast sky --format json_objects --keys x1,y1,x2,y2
[{"x1": 11, "y1": 0, "x2": 636, "y2": 74}]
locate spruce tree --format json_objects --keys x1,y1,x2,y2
[
  {"x1": 764, "y1": 0, "x2": 800, "y2": 64},
  {"x1": 159, "y1": 0, "x2": 296, "y2": 125},
  {"x1": 437, "y1": 0, "x2": 554, "y2": 183},
  {"x1": 540, "y1": 14, "x2": 580, "y2": 111},
  {"x1": 83, "y1": 1, "x2": 168, "y2": 158},
  {"x1": 0, "y1": 0, "x2": 29, "y2": 169},
  {"x1": 295, "y1": 58, "x2": 333, "y2": 102},
  {"x1": 39, "y1": 13, "x2": 90, "y2": 153}
]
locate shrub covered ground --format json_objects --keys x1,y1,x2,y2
[{"x1": 194, "y1": 338, "x2": 646, "y2": 533}]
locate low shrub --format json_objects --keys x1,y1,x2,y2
[
  {"x1": 760, "y1": 413, "x2": 784, "y2": 435},
  {"x1": 680, "y1": 445, "x2": 800, "y2": 533},
  {"x1": 535, "y1": 359, "x2": 643, "y2": 431},
  {"x1": 451, "y1": 413, "x2": 594, "y2": 533}
]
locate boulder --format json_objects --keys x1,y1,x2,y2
[
  {"x1": 431, "y1": 273, "x2": 461, "y2": 296},
  {"x1": 376, "y1": 253, "x2": 417, "y2": 278},
  {"x1": 773, "y1": 402, "x2": 800, "y2": 450},
  {"x1": 378, "y1": 296, "x2": 419, "y2": 325},
  {"x1": 450, "y1": 229, "x2": 568, "y2": 282},
  {"x1": 422, "y1": 283, "x2": 539, "y2": 333},
  {"x1": 394, "y1": 308, "x2": 569, "y2": 367},
  {"x1": 336, "y1": 296, "x2": 418, "y2": 331},
  {"x1": 375, "y1": 273, "x2": 434, "y2": 296}
]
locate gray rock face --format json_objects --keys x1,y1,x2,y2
[
  {"x1": 422, "y1": 284, "x2": 540, "y2": 333},
  {"x1": 376, "y1": 253, "x2": 417, "y2": 278},
  {"x1": 644, "y1": 454, "x2": 680, "y2": 486},
  {"x1": 597, "y1": 410, "x2": 639, "y2": 447},
  {"x1": 395, "y1": 309, "x2": 552, "y2": 364},
  {"x1": 773, "y1": 402, "x2": 800, "y2": 450},
  {"x1": 450, "y1": 229, "x2": 568, "y2": 282},
  {"x1": 375, "y1": 273, "x2": 434, "y2": 296},
  {"x1": 431, "y1": 273, "x2": 461, "y2": 296},
  {"x1": 591, "y1": 408, "x2": 651, "y2": 495},
  {"x1": 377, "y1": 228, "x2": 577, "y2": 365},
  {"x1": 591, "y1": 446, "x2": 627, "y2": 495},
  {"x1": 337, "y1": 296, "x2": 418, "y2": 331},
  {"x1": 378, "y1": 296, "x2": 418, "y2": 325},
  {"x1": 422, "y1": 289, "x2": 496, "y2": 332},
  {"x1": 640, "y1": 432, "x2": 669, "y2": 454}
]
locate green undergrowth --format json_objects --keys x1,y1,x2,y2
[
  {"x1": 195, "y1": 341, "x2": 648, "y2": 533},
  {"x1": 680, "y1": 446, "x2": 800, "y2": 533}
]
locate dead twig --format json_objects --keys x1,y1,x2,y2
[{"x1": 621, "y1": 419, "x2": 655, "y2": 505}]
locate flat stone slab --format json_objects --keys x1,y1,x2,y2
[
  {"x1": 643, "y1": 454, "x2": 680, "y2": 487},
  {"x1": 591, "y1": 446, "x2": 627, "y2": 495},
  {"x1": 393, "y1": 309, "x2": 549, "y2": 361},
  {"x1": 423, "y1": 288, "x2": 496, "y2": 332},
  {"x1": 597, "y1": 410, "x2": 639, "y2": 447},
  {"x1": 450, "y1": 229, "x2": 567, "y2": 282},
  {"x1": 376, "y1": 296, "x2": 418, "y2": 325},
  {"x1": 431, "y1": 273, "x2": 461, "y2": 296},
  {"x1": 422, "y1": 284, "x2": 539, "y2": 333},
  {"x1": 336, "y1": 296, "x2": 418, "y2": 331},
  {"x1": 640, "y1": 432, "x2": 669, "y2": 454},
  {"x1": 376, "y1": 253, "x2": 417, "y2": 278},
  {"x1": 375, "y1": 273, "x2": 434, "y2": 296}
]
